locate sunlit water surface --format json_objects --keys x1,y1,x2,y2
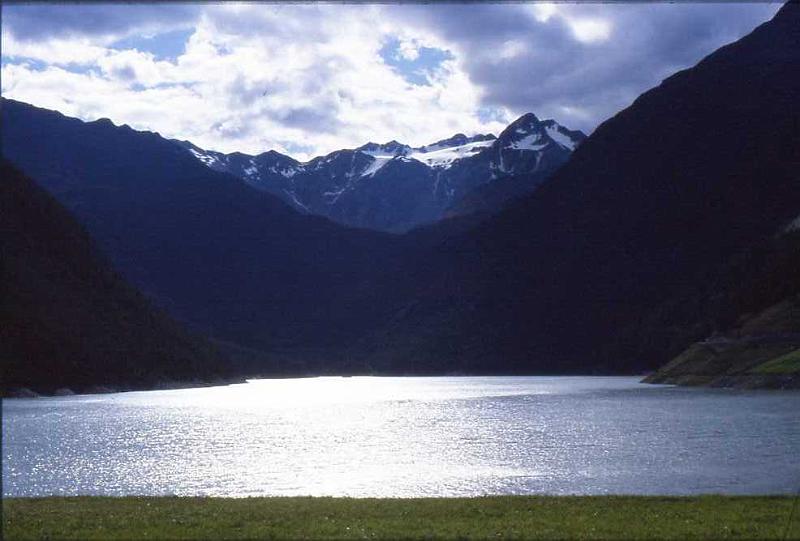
[{"x1": 3, "y1": 376, "x2": 799, "y2": 497}]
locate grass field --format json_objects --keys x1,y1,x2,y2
[
  {"x1": 3, "y1": 495, "x2": 799, "y2": 540},
  {"x1": 755, "y1": 348, "x2": 800, "y2": 374}
]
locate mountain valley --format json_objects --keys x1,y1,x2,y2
[{"x1": 2, "y1": 1, "x2": 799, "y2": 393}]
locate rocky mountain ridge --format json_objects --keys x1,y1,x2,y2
[{"x1": 175, "y1": 113, "x2": 585, "y2": 232}]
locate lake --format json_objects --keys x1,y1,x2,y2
[{"x1": 3, "y1": 376, "x2": 799, "y2": 498}]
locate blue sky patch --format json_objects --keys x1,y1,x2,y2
[
  {"x1": 477, "y1": 106, "x2": 510, "y2": 125},
  {"x1": 110, "y1": 28, "x2": 194, "y2": 61},
  {"x1": 379, "y1": 37, "x2": 453, "y2": 86},
  {"x1": 1, "y1": 55, "x2": 98, "y2": 78},
  {"x1": 281, "y1": 141, "x2": 317, "y2": 158},
  {"x1": 2, "y1": 56, "x2": 47, "y2": 71}
]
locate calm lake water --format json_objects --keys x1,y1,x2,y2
[{"x1": 3, "y1": 376, "x2": 799, "y2": 497}]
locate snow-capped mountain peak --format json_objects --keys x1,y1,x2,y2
[
  {"x1": 416, "y1": 133, "x2": 496, "y2": 153},
  {"x1": 496, "y1": 113, "x2": 546, "y2": 149},
  {"x1": 176, "y1": 112, "x2": 584, "y2": 231},
  {"x1": 512, "y1": 112, "x2": 541, "y2": 128},
  {"x1": 357, "y1": 140, "x2": 412, "y2": 157},
  {"x1": 495, "y1": 113, "x2": 585, "y2": 153}
]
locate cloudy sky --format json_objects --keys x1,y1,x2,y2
[{"x1": 1, "y1": 2, "x2": 782, "y2": 160}]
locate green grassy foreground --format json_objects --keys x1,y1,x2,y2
[{"x1": 3, "y1": 496, "x2": 799, "y2": 540}]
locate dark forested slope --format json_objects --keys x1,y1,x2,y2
[
  {"x1": 353, "y1": 1, "x2": 800, "y2": 375},
  {"x1": 0, "y1": 161, "x2": 233, "y2": 395},
  {"x1": 0, "y1": 99, "x2": 409, "y2": 370},
  {"x1": 643, "y1": 230, "x2": 800, "y2": 389}
]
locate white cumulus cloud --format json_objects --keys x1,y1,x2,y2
[{"x1": 0, "y1": 2, "x2": 781, "y2": 160}]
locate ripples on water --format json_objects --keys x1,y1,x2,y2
[{"x1": 3, "y1": 376, "x2": 799, "y2": 497}]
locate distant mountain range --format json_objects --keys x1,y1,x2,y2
[
  {"x1": 175, "y1": 114, "x2": 585, "y2": 232},
  {"x1": 351, "y1": 0, "x2": 800, "y2": 378},
  {"x1": 1, "y1": 1, "x2": 798, "y2": 392},
  {"x1": 0, "y1": 96, "x2": 411, "y2": 373}
]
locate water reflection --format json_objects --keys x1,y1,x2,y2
[{"x1": 3, "y1": 376, "x2": 799, "y2": 497}]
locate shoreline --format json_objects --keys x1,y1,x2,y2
[
  {"x1": 0, "y1": 373, "x2": 646, "y2": 399},
  {"x1": 0, "y1": 376, "x2": 249, "y2": 399},
  {"x1": 4, "y1": 373, "x2": 646, "y2": 399},
  {"x1": 6, "y1": 371, "x2": 800, "y2": 399},
  {"x1": 9, "y1": 371, "x2": 800, "y2": 400}
]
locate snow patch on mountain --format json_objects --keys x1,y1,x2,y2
[
  {"x1": 416, "y1": 134, "x2": 495, "y2": 154},
  {"x1": 284, "y1": 189, "x2": 311, "y2": 213},
  {"x1": 409, "y1": 139, "x2": 494, "y2": 169},
  {"x1": 507, "y1": 132, "x2": 547, "y2": 151},
  {"x1": 545, "y1": 125, "x2": 578, "y2": 150},
  {"x1": 175, "y1": 113, "x2": 585, "y2": 231},
  {"x1": 361, "y1": 155, "x2": 394, "y2": 177},
  {"x1": 323, "y1": 187, "x2": 347, "y2": 204},
  {"x1": 243, "y1": 161, "x2": 259, "y2": 178},
  {"x1": 271, "y1": 165, "x2": 300, "y2": 178},
  {"x1": 189, "y1": 148, "x2": 220, "y2": 167},
  {"x1": 359, "y1": 141, "x2": 411, "y2": 158}
]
